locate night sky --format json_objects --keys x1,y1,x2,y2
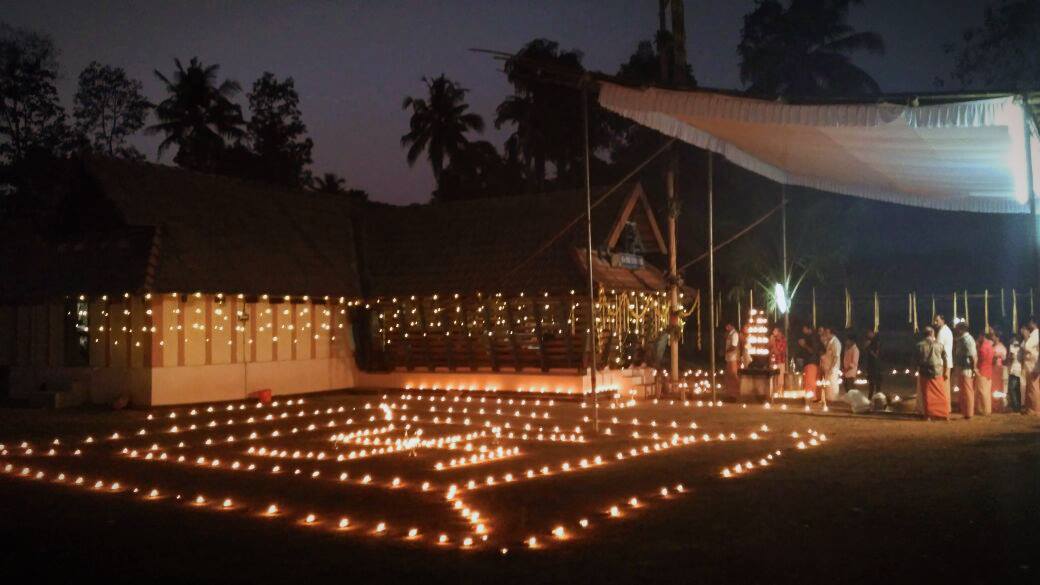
[{"x1": 6, "y1": 0, "x2": 988, "y2": 205}]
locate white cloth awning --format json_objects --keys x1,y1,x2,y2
[{"x1": 599, "y1": 82, "x2": 1040, "y2": 214}]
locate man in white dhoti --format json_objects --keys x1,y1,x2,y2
[
  {"x1": 1022, "y1": 317, "x2": 1040, "y2": 416},
  {"x1": 819, "y1": 326, "x2": 842, "y2": 405},
  {"x1": 934, "y1": 315, "x2": 954, "y2": 412}
]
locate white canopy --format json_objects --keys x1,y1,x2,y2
[{"x1": 599, "y1": 82, "x2": 1040, "y2": 214}]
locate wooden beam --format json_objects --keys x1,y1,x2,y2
[
  {"x1": 605, "y1": 185, "x2": 642, "y2": 250},
  {"x1": 639, "y1": 184, "x2": 669, "y2": 254}
]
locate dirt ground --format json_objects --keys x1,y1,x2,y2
[{"x1": 0, "y1": 389, "x2": 1037, "y2": 585}]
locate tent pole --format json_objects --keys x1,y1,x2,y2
[
  {"x1": 667, "y1": 147, "x2": 681, "y2": 398},
  {"x1": 781, "y1": 183, "x2": 789, "y2": 394},
  {"x1": 582, "y1": 80, "x2": 598, "y2": 434},
  {"x1": 708, "y1": 151, "x2": 717, "y2": 403},
  {"x1": 1025, "y1": 99, "x2": 1039, "y2": 307}
]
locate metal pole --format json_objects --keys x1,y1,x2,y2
[
  {"x1": 1024, "y1": 99, "x2": 1039, "y2": 303},
  {"x1": 707, "y1": 151, "x2": 717, "y2": 403},
  {"x1": 582, "y1": 81, "x2": 598, "y2": 434}
]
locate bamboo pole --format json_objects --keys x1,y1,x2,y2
[
  {"x1": 707, "y1": 151, "x2": 716, "y2": 403},
  {"x1": 581, "y1": 82, "x2": 597, "y2": 433},
  {"x1": 667, "y1": 146, "x2": 680, "y2": 396}
]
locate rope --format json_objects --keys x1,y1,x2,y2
[{"x1": 678, "y1": 202, "x2": 784, "y2": 271}]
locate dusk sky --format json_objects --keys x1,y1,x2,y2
[{"x1": 6, "y1": 0, "x2": 988, "y2": 204}]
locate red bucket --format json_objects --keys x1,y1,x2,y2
[{"x1": 250, "y1": 389, "x2": 272, "y2": 404}]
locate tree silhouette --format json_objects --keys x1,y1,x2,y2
[
  {"x1": 401, "y1": 75, "x2": 484, "y2": 194},
  {"x1": 310, "y1": 171, "x2": 368, "y2": 201},
  {"x1": 436, "y1": 140, "x2": 523, "y2": 202},
  {"x1": 147, "y1": 57, "x2": 245, "y2": 172},
  {"x1": 617, "y1": 40, "x2": 696, "y2": 87},
  {"x1": 73, "y1": 61, "x2": 150, "y2": 159},
  {"x1": 738, "y1": 0, "x2": 884, "y2": 98},
  {"x1": 494, "y1": 93, "x2": 542, "y2": 190},
  {"x1": 246, "y1": 72, "x2": 313, "y2": 188},
  {"x1": 496, "y1": 39, "x2": 606, "y2": 192},
  {"x1": 947, "y1": 0, "x2": 1040, "y2": 91},
  {"x1": 312, "y1": 172, "x2": 345, "y2": 193},
  {"x1": 0, "y1": 23, "x2": 68, "y2": 164}
]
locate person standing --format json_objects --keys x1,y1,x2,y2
[
  {"x1": 820, "y1": 326, "x2": 842, "y2": 404},
  {"x1": 797, "y1": 325, "x2": 820, "y2": 403},
  {"x1": 1022, "y1": 317, "x2": 1040, "y2": 416},
  {"x1": 1007, "y1": 330, "x2": 1024, "y2": 412},
  {"x1": 915, "y1": 326, "x2": 949, "y2": 420},
  {"x1": 842, "y1": 333, "x2": 860, "y2": 394},
  {"x1": 862, "y1": 330, "x2": 882, "y2": 398},
  {"x1": 740, "y1": 324, "x2": 752, "y2": 368},
  {"x1": 723, "y1": 323, "x2": 741, "y2": 399},
  {"x1": 768, "y1": 327, "x2": 787, "y2": 397},
  {"x1": 935, "y1": 315, "x2": 954, "y2": 411},
  {"x1": 990, "y1": 329, "x2": 1007, "y2": 412},
  {"x1": 975, "y1": 330, "x2": 994, "y2": 416},
  {"x1": 952, "y1": 322, "x2": 980, "y2": 419}
]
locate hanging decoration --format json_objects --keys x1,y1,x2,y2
[
  {"x1": 964, "y1": 289, "x2": 969, "y2": 326},
  {"x1": 872, "y1": 292, "x2": 880, "y2": 333},
  {"x1": 1001, "y1": 288, "x2": 1006, "y2": 318},
  {"x1": 984, "y1": 290, "x2": 989, "y2": 331},
  {"x1": 736, "y1": 294, "x2": 742, "y2": 329},
  {"x1": 696, "y1": 290, "x2": 702, "y2": 350},
  {"x1": 912, "y1": 292, "x2": 919, "y2": 333},
  {"x1": 844, "y1": 288, "x2": 852, "y2": 329},
  {"x1": 1013, "y1": 289, "x2": 1019, "y2": 333},
  {"x1": 953, "y1": 291, "x2": 958, "y2": 321},
  {"x1": 906, "y1": 292, "x2": 912, "y2": 327},
  {"x1": 931, "y1": 295, "x2": 936, "y2": 322}
]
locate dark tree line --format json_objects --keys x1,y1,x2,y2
[
  {"x1": 0, "y1": 23, "x2": 363, "y2": 199},
  {"x1": 2, "y1": 1, "x2": 1037, "y2": 207},
  {"x1": 400, "y1": 0, "x2": 890, "y2": 204}
]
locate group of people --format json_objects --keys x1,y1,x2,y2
[
  {"x1": 915, "y1": 314, "x2": 1040, "y2": 420},
  {"x1": 791, "y1": 325, "x2": 882, "y2": 405},
  {"x1": 721, "y1": 313, "x2": 1040, "y2": 419},
  {"x1": 722, "y1": 321, "x2": 882, "y2": 406}
]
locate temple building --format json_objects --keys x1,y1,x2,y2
[{"x1": 0, "y1": 157, "x2": 684, "y2": 406}]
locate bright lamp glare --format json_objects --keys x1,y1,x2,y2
[{"x1": 775, "y1": 283, "x2": 789, "y2": 314}]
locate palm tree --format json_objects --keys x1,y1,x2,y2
[
  {"x1": 401, "y1": 75, "x2": 484, "y2": 193},
  {"x1": 497, "y1": 39, "x2": 584, "y2": 191},
  {"x1": 311, "y1": 172, "x2": 346, "y2": 193},
  {"x1": 147, "y1": 57, "x2": 245, "y2": 171},
  {"x1": 494, "y1": 94, "x2": 543, "y2": 190},
  {"x1": 310, "y1": 172, "x2": 369, "y2": 201},
  {"x1": 737, "y1": 0, "x2": 884, "y2": 98},
  {"x1": 496, "y1": 39, "x2": 613, "y2": 191}
]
